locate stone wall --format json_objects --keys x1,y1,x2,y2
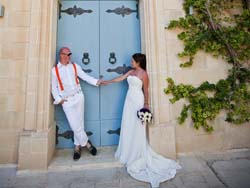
[
  {"x1": 0, "y1": 0, "x2": 57, "y2": 169},
  {"x1": 0, "y1": 0, "x2": 32, "y2": 164},
  {"x1": 148, "y1": 0, "x2": 250, "y2": 156}
]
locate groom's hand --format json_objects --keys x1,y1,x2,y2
[
  {"x1": 96, "y1": 79, "x2": 101, "y2": 86},
  {"x1": 97, "y1": 80, "x2": 109, "y2": 86},
  {"x1": 59, "y1": 99, "x2": 67, "y2": 105}
]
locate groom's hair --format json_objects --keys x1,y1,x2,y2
[
  {"x1": 59, "y1": 47, "x2": 70, "y2": 54},
  {"x1": 132, "y1": 53, "x2": 147, "y2": 71}
]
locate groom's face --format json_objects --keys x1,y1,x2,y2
[{"x1": 60, "y1": 48, "x2": 72, "y2": 63}]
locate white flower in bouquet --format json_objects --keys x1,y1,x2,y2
[{"x1": 137, "y1": 108, "x2": 153, "y2": 124}]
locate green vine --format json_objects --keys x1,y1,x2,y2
[{"x1": 164, "y1": 0, "x2": 250, "y2": 132}]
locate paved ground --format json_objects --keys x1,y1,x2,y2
[{"x1": 0, "y1": 147, "x2": 250, "y2": 188}]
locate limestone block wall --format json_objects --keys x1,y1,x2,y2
[
  {"x1": 162, "y1": 0, "x2": 250, "y2": 154},
  {"x1": 0, "y1": 0, "x2": 31, "y2": 164},
  {"x1": 0, "y1": 0, "x2": 57, "y2": 169}
]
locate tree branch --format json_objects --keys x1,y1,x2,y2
[
  {"x1": 203, "y1": 2, "x2": 241, "y2": 69},
  {"x1": 242, "y1": 0, "x2": 250, "y2": 9}
]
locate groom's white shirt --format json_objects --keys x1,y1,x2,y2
[{"x1": 51, "y1": 61, "x2": 98, "y2": 105}]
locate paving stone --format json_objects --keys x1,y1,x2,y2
[
  {"x1": 211, "y1": 159, "x2": 250, "y2": 188},
  {"x1": 66, "y1": 176, "x2": 94, "y2": 188},
  {"x1": 48, "y1": 185, "x2": 69, "y2": 188},
  {"x1": 120, "y1": 177, "x2": 149, "y2": 187},
  {"x1": 180, "y1": 173, "x2": 206, "y2": 184},
  {"x1": 159, "y1": 180, "x2": 177, "y2": 188},
  {"x1": 83, "y1": 168, "x2": 120, "y2": 183},
  {"x1": 120, "y1": 174, "x2": 150, "y2": 188},
  {"x1": 212, "y1": 161, "x2": 235, "y2": 171},
  {"x1": 214, "y1": 159, "x2": 250, "y2": 171},
  {"x1": 201, "y1": 172, "x2": 224, "y2": 187},
  {"x1": 214, "y1": 169, "x2": 243, "y2": 178},
  {"x1": 184, "y1": 182, "x2": 210, "y2": 188},
  {"x1": 167, "y1": 176, "x2": 186, "y2": 188},
  {"x1": 121, "y1": 185, "x2": 149, "y2": 188},
  {"x1": 47, "y1": 171, "x2": 85, "y2": 187},
  {"x1": 1, "y1": 149, "x2": 250, "y2": 188},
  {"x1": 69, "y1": 182, "x2": 95, "y2": 188},
  {"x1": 0, "y1": 178, "x2": 12, "y2": 188},
  {"x1": 222, "y1": 177, "x2": 250, "y2": 188},
  {"x1": 116, "y1": 167, "x2": 128, "y2": 179},
  {"x1": 179, "y1": 156, "x2": 208, "y2": 173},
  {"x1": 13, "y1": 186, "x2": 43, "y2": 188},
  {"x1": 95, "y1": 180, "x2": 120, "y2": 188},
  {"x1": 216, "y1": 171, "x2": 250, "y2": 188},
  {"x1": 0, "y1": 166, "x2": 16, "y2": 188},
  {"x1": 220, "y1": 150, "x2": 250, "y2": 161},
  {"x1": 10, "y1": 174, "x2": 47, "y2": 188},
  {"x1": 200, "y1": 150, "x2": 250, "y2": 162}
]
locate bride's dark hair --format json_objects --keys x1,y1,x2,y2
[{"x1": 132, "y1": 53, "x2": 146, "y2": 71}]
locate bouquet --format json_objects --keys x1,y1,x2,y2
[{"x1": 137, "y1": 108, "x2": 153, "y2": 123}]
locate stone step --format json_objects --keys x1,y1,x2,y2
[
  {"x1": 9, "y1": 147, "x2": 150, "y2": 188},
  {"x1": 48, "y1": 146, "x2": 123, "y2": 172}
]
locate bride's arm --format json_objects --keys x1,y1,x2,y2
[
  {"x1": 142, "y1": 72, "x2": 149, "y2": 109},
  {"x1": 104, "y1": 70, "x2": 133, "y2": 84}
]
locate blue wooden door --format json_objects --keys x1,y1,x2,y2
[
  {"x1": 55, "y1": 0, "x2": 140, "y2": 148},
  {"x1": 100, "y1": 1, "x2": 141, "y2": 146}
]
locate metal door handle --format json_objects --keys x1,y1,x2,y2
[
  {"x1": 82, "y1": 68, "x2": 92, "y2": 73},
  {"x1": 109, "y1": 52, "x2": 116, "y2": 64},
  {"x1": 82, "y1": 52, "x2": 90, "y2": 65},
  {"x1": 106, "y1": 64, "x2": 132, "y2": 74},
  {"x1": 107, "y1": 128, "x2": 120, "y2": 135}
]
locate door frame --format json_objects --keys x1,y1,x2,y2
[
  {"x1": 51, "y1": 0, "x2": 168, "y2": 162},
  {"x1": 17, "y1": 0, "x2": 172, "y2": 170}
]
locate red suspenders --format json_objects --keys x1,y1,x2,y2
[
  {"x1": 72, "y1": 63, "x2": 80, "y2": 85},
  {"x1": 55, "y1": 63, "x2": 79, "y2": 91},
  {"x1": 55, "y1": 65, "x2": 64, "y2": 91}
]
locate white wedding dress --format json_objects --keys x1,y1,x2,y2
[{"x1": 115, "y1": 75, "x2": 181, "y2": 188}]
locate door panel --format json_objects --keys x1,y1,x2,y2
[
  {"x1": 57, "y1": 1, "x2": 100, "y2": 121},
  {"x1": 85, "y1": 121, "x2": 101, "y2": 147},
  {"x1": 55, "y1": 106, "x2": 74, "y2": 148},
  {"x1": 56, "y1": 1, "x2": 100, "y2": 148},
  {"x1": 100, "y1": 1, "x2": 141, "y2": 145},
  {"x1": 55, "y1": 0, "x2": 140, "y2": 148},
  {"x1": 101, "y1": 119, "x2": 121, "y2": 146}
]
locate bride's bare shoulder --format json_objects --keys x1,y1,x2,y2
[
  {"x1": 127, "y1": 69, "x2": 135, "y2": 75},
  {"x1": 142, "y1": 70, "x2": 149, "y2": 78}
]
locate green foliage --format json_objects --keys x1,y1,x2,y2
[
  {"x1": 165, "y1": 0, "x2": 250, "y2": 131},
  {"x1": 167, "y1": 0, "x2": 250, "y2": 67}
]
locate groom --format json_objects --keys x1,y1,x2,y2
[{"x1": 51, "y1": 47, "x2": 102, "y2": 160}]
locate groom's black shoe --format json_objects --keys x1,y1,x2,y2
[
  {"x1": 73, "y1": 147, "x2": 81, "y2": 161},
  {"x1": 87, "y1": 140, "x2": 97, "y2": 156}
]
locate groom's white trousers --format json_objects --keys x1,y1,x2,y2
[{"x1": 62, "y1": 91, "x2": 88, "y2": 147}]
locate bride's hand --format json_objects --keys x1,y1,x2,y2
[
  {"x1": 101, "y1": 80, "x2": 110, "y2": 85},
  {"x1": 144, "y1": 103, "x2": 149, "y2": 109}
]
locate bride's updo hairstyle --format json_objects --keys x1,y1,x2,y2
[{"x1": 132, "y1": 53, "x2": 146, "y2": 71}]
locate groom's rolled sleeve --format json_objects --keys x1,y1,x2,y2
[{"x1": 76, "y1": 64, "x2": 98, "y2": 86}]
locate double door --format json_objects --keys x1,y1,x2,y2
[{"x1": 55, "y1": 0, "x2": 141, "y2": 148}]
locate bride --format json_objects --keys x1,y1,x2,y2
[{"x1": 102, "y1": 53, "x2": 181, "y2": 188}]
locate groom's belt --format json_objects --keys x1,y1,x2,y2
[{"x1": 64, "y1": 89, "x2": 82, "y2": 99}]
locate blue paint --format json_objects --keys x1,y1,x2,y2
[{"x1": 56, "y1": 0, "x2": 140, "y2": 148}]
